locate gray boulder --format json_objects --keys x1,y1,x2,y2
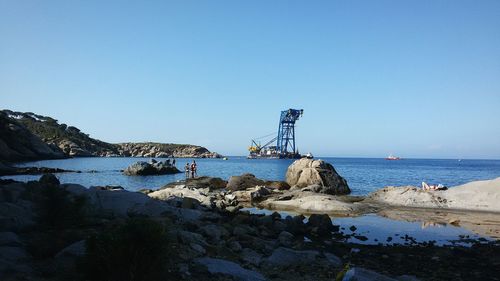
[
  {"x1": 265, "y1": 247, "x2": 319, "y2": 267},
  {"x1": 195, "y1": 257, "x2": 266, "y2": 281},
  {"x1": 342, "y1": 267, "x2": 398, "y2": 281},
  {"x1": 286, "y1": 158, "x2": 350, "y2": 195},
  {"x1": 123, "y1": 161, "x2": 181, "y2": 176},
  {"x1": 227, "y1": 173, "x2": 265, "y2": 191}
]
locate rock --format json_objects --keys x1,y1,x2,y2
[
  {"x1": 264, "y1": 181, "x2": 291, "y2": 190},
  {"x1": 195, "y1": 257, "x2": 266, "y2": 281},
  {"x1": 177, "y1": 230, "x2": 208, "y2": 247},
  {"x1": 200, "y1": 224, "x2": 224, "y2": 242},
  {"x1": 233, "y1": 225, "x2": 257, "y2": 237},
  {"x1": 190, "y1": 243, "x2": 206, "y2": 255},
  {"x1": 307, "y1": 214, "x2": 334, "y2": 237},
  {"x1": 227, "y1": 174, "x2": 265, "y2": 191},
  {"x1": 250, "y1": 186, "x2": 272, "y2": 202},
  {"x1": 285, "y1": 158, "x2": 350, "y2": 195},
  {"x1": 117, "y1": 142, "x2": 219, "y2": 158},
  {"x1": 74, "y1": 187, "x2": 175, "y2": 217},
  {"x1": 0, "y1": 246, "x2": 29, "y2": 262},
  {"x1": 92, "y1": 185, "x2": 124, "y2": 191},
  {"x1": 342, "y1": 267, "x2": 398, "y2": 281},
  {"x1": 123, "y1": 161, "x2": 181, "y2": 176},
  {"x1": 39, "y1": 173, "x2": 60, "y2": 185},
  {"x1": 261, "y1": 194, "x2": 367, "y2": 214},
  {"x1": 0, "y1": 232, "x2": 22, "y2": 246},
  {"x1": 181, "y1": 197, "x2": 201, "y2": 209},
  {"x1": 284, "y1": 215, "x2": 306, "y2": 236},
  {"x1": 1, "y1": 166, "x2": 77, "y2": 176},
  {"x1": 55, "y1": 240, "x2": 86, "y2": 259},
  {"x1": 184, "y1": 176, "x2": 227, "y2": 190},
  {"x1": 0, "y1": 202, "x2": 34, "y2": 231},
  {"x1": 365, "y1": 177, "x2": 500, "y2": 213},
  {"x1": 324, "y1": 252, "x2": 342, "y2": 267},
  {"x1": 240, "y1": 248, "x2": 263, "y2": 266},
  {"x1": 0, "y1": 182, "x2": 25, "y2": 203},
  {"x1": 228, "y1": 241, "x2": 243, "y2": 253},
  {"x1": 278, "y1": 231, "x2": 295, "y2": 247},
  {"x1": 396, "y1": 275, "x2": 421, "y2": 281},
  {"x1": 265, "y1": 247, "x2": 319, "y2": 267},
  {"x1": 148, "y1": 184, "x2": 214, "y2": 208}
]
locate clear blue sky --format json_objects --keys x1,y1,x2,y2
[{"x1": 1, "y1": 0, "x2": 499, "y2": 159}]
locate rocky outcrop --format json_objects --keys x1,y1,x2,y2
[
  {"x1": 0, "y1": 163, "x2": 78, "y2": 176},
  {"x1": 1, "y1": 110, "x2": 221, "y2": 161},
  {"x1": 117, "y1": 142, "x2": 221, "y2": 158},
  {"x1": 365, "y1": 177, "x2": 500, "y2": 213},
  {"x1": 0, "y1": 111, "x2": 66, "y2": 161},
  {"x1": 1, "y1": 175, "x2": 498, "y2": 280},
  {"x1": 227, "y1": 173, "x2": 265, "y2": 191},
  {"x1": 123, "y1": 160, "x2": 181, "y2": 176},
  {"x1": 286, "y1": 158, "x2": 350, "y2": 195}
]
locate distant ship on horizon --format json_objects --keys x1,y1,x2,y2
[{"x1": 385, "y1": 154, "x2": 401, "y2": 160}]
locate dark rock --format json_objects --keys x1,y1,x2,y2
[
  {"x1": 342, "y1": 267, "x2": 398, "y2": 281},
  {"x1": 181, "y1": 197, "x2": 201, "y2": 209},
  {"x1": 265, "y1": 247, "x2": 319, "y2": 267},
  {"x1": 307, "y1": 214, "x2": 334, "y2": 237},
  {"x1": 285, "y1": 215, "x2": 306, "y2": 236},
  {"x1": 227, "y1": 173, "x2": 265, "y2": 191},
  {"x1": 278, "y1": 231, "x2": 295, "y2": 247},
  {"x1": 185, "y1": 176, "x2": 227, "y2": 190},
  {"x1": 250, "y1": 186, "x2": 272, "y2": 202},
  {"x1": 195, "y1": 257, "x2": 266, "y2": 281},
  {"x1": 93, "y1": 185, "x2": 124, "y2": 191},
  {"x1": 123, "y1": 161, "x2": 181, "y2": 176},
  {"x1": 39, "y1": 174, "x2": 60, "y2": 186}
]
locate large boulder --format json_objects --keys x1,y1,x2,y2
[
  {"x1": 227, "y1": 174, "x2": 265, "y2": 191},
  {"x1": 184, "y1": 176, "x2": 227, "y2": 190},
  {"x1": 286, "y1": 158, "x2": 350, "y2": 195},
  {"x1": 195, "y1": 257, "x2": 266, "y2": 281},
  {"x1": 123, "y1": 160, "x2": 181, "y2": 176}
]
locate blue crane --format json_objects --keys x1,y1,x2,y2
[
  {"x1": 248, "y1": 108, "x2": 304, "y2": 159},
  {"x1": 277, "y1": 109, "x2": 303, "y2": 157}
]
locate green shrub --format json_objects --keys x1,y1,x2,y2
[{"x1": 81, "y1": 218, "x2": 175, "y2": 281}]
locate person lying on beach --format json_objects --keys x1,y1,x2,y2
[{"x1": 421, "y1": 182, "x2": 448, "y2": 191}]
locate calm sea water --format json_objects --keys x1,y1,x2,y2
[{"x1": 3, "y1": 156, "x2": 500, "y2": 196}]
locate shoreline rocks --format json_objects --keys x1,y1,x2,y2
[
  {"x1": 0, "y1": 174, "x2": 499, "y2": 281},
  {"x1": 365, "y1": 177, "x2": 500, "y2": 213}
]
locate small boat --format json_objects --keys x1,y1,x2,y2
[
  {"x1": 385, "y1": 154, "x2": 401, "y2": 160},
  {"x1": 222, "y1": 157, "x2": 228, "y2": 161}
]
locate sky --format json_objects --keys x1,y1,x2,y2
[{"x1": 1, "y1": 0, "x2": 499, "y2": 159}]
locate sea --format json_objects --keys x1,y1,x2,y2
[
  {"x1": 3, "y1": 156, "x2": 500, "y2": 245},
  {"x1": 3, "y1": 156, "x2": 500, "y2": 195}
]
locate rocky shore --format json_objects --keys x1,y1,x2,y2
[
  {"x1": 0, "y1": 110, "x2": 221, "y2": 169},
  {"x1": 1, "y1": 158, "x2": 499, "y2": 280}
]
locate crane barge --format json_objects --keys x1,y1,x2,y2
[{"x1": 248, "y1": 109, "x2": 306, "y2": 159}]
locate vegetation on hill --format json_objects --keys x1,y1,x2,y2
[{"x1": 0, "y1": 109, "x2": 219, "y2": 160}]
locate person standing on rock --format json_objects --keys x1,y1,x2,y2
[
  {"x1": 172, "y1": 157, "x2": 176, "y2": 167},
  {"x1": 191, "y1": 160, "x2": 197, "y2": 178},
  {"x1": 184, "y1": 163, "x2": 190, "y2": 178}
]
